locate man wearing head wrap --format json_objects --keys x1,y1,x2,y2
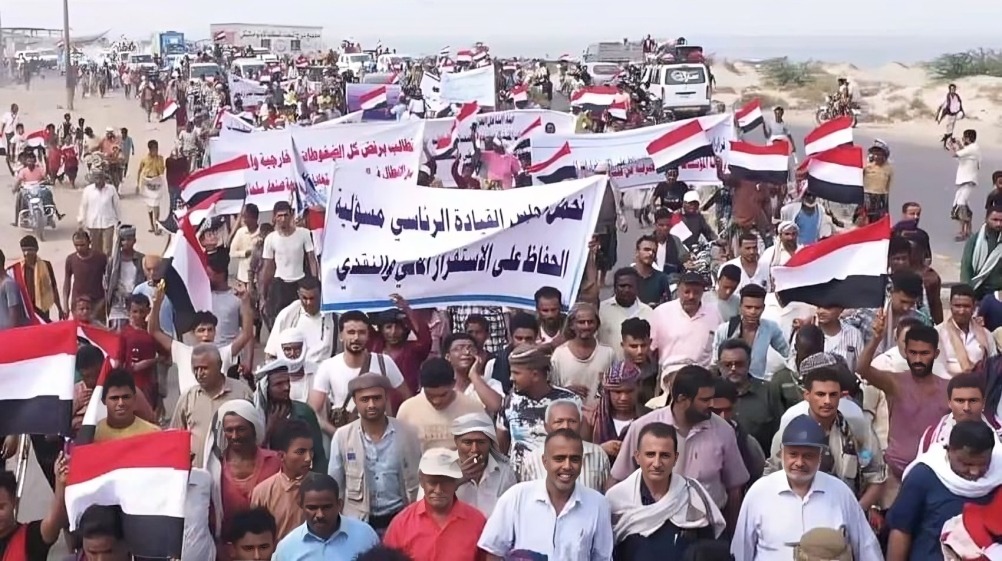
[
  {"x1": 264, "y1": 328, "x2": 314, "y2": 402},
  {"x1": 254, "y1": 357, "x2": 328, "y2": 472},
  {"x1": 105, "y1": 224, "x2": 146, "y2": 330},
  {"x1": 204, "y1": 399, "x2": 282, "y2": 539},
  {"x1": 588, "y1": 361, "x2": 648, "y2": 461},
  {"x1": 14, "y1": 235, "x2": 64, "y2": 321},
  {"x1": 263, "y1": 276, "x2": 335, "y2": 375},
  {"x1": 779, "y1": 191, "x2": 839, "y2": 246},
  {"x1": 495, "y1": 344, "x2": 581, "y2": 479},
  {"x1": 760, "y1": 221, "x2": 800, "y2": 270},
  {"x1": 446, "y1": 413, "x2": 517, "y2": 518}
]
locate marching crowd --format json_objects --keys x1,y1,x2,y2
[{"x1": 6, "y1": 40, "x2": 1002, "y2": 561}]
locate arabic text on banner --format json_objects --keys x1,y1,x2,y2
[
  {"x1": 424, "y1": 109, "x2": 576, "y2": 187},
  {"x1": 439, "y1": 66, "x2": 498, "y2": 107},
  {"x1": 530, "y1": 113, "x2": 735, "y2": 187},
  {"x1": 319, "y1": 174, "x2": 606, "y2": 312},
  {"x1": 208, "y1": 120, "x2": 425, "y2": 211}
]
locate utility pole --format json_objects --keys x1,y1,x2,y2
[{"x1": 62, "y1": 0, "x2": 73, "y2": 110}]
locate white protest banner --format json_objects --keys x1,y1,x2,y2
[
  {"x1": 312, "y1": 111, "x2": 365, "y2": 128},
  {"x1": 319, "y1": 174, "x2": 605, "y2": 312},
  {"x1": 208, "y1": 121, "x2": 425, "y2": 211},
  {"x1": 420, "y1": 72, "x2": 448, "y2": 114},
  {"x1": 228, "y1": 74, "x2": 269, "y2": 108},
  {"x1": 531, "y1": 113, "x2": 735, "y2": 186},
  {"x1": 218, "y1": 112, "x2": 260, "y2": 138},
  {"x1": 440, "y1": 66, "x2": 497, "y2": 107},
  {"x1": 425, "y1": 109, "x2": 576, "y2": 187}
]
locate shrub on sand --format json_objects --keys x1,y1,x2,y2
[
  {"x1": 736, "y1": 90, "x2": 788, "y2": 110},
  {"x1": 760, "y1": 59, "x2": 820, "y2": 88},
  {"x1": 927, "y1": 49, "x2": 1002, "y2": 80}
]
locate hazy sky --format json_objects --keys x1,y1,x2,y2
[{"x1": 3, "y1": 0, "x2": 1001, "y2": 57}]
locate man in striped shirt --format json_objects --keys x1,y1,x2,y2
[
  {"x1": 520, "y1": 399, "x2": 611, "y2": 491},
  {"x1": 817, "y1": 304, "x2": 867, "y2": 373}
]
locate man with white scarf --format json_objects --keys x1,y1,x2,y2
[
  {"x1": 918, "y1": 373, "x2": 1002, "y2": 455},
  {"x1": 264, "y1": 276, "x2": 336, "y2": 373},
  {"x1": 254, "y1": 356, "x2": 329, "y2": 472},
  {"x1": 263, "y1": 328, "x2": 315, "y2": 403},
  {"x1": 888, "y1": 420, "x2": 1002, "y2": 561},
  {"x1": 606, "y1": 421, "x2": 725, "y2": 560}
]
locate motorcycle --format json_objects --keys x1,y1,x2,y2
[
  {"x1": 17, "y1": 181, "x2": 57, "y2": 241},
  {"x1": 816, "y1": 94, "x2": 860, "y2": 127}
]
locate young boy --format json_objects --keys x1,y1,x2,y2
[
  {"x1": 226, "y1": 508, "x2": 278, "y2": 561},
  {"x1": 119, "y1": 294, "x2": 161, "y2": 410},
  {"x1": 60, "y1": 139, "x2": 79, "y2": 188},
  {"x1": 249, "y1": 420, "x2": 315, "y2": 540}
]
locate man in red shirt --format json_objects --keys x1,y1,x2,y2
[
  {"x1": 383, "y1": 448, "x2": 487, "y2": 561},
  {"x1": 120, "y1": 293, "x2": 162, "y2": 410},
  {"x1": 370, "y1": 294, "x2": 432, "y2": 394}
]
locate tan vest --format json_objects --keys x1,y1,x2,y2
[{"x1": 332, "y1": 418, "x2": 421, "y2": 521}]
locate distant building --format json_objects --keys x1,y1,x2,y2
[{"x1": 209, "y1": 23, "x2": 322, "y2": 54}]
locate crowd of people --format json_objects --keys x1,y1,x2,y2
[{"x1": 4, "y1": 36, "x2": 1002, "y2": 561}]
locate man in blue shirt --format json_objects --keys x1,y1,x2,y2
[
  {"x1": 887, "y1": 420, "x2": 1002, "y2": 561},
  {"x1": 274, "y1": 473, "x2": 380, "y2": 561}
]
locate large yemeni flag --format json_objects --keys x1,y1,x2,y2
[
  {"x1": 645, "y1": 120, "x2": 714, "y2": 172},
  {"x1": 570, "y1": 85, "x2": 621, "y2": 110},
  {"x1": 804, "y1": 116, "x2": 854, "y2": 156},
  {"x1": 802, "y1": 145, "x2": 864, "y2": 205},
  {"x1": 727, "y1": 140, "x2": 790, "y2": 184},
  {"x1": 359, "y1": 85, "x2": 389, "y2": 110},
  {"x1": 66, "y1": 430, "x2": 191, "y2": 559},
  {"x1": 0, "y1": 321, "x2": 77, "y2": 436},
  {"x1": 735, "y1": 99, "x2": 764, "y2": 133},
  {"x1": 163, "y1": 213, "x2": 213, "y2": 335},
  {"x1": 527, "y1": 142, "x2": 577, "y2": 184},
  {"x1": 772, "y1": 216, "x2": 890, "y2": 308},
  {"x1": 179, "y1": 155, "x2": 249, "y2": 216}
]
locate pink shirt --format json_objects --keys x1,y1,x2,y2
[
  {"x1": 611, "y1": 407, "x2": 750, "y2": 507},
  {"x1": 17, "y1": 165, "x2": 45, "y2": 183},
  {"x1": 649, "y1": 300, "x2": 721, "y2": 369},
  {"x1": 479, "y1": 151, "x2": 520, "y2": 189}
]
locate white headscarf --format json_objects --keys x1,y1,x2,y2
[
  {"x1": 904, "y1": 440, "x2": 1002, "y2": 498},
  {"x1": 203, "y1": 400, "x2": 265, "y2": 534},
  {"x1": 253, "y1": 356, "x2": 305, "y2": 411}
]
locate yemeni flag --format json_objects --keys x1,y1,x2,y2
[
  {"x1": 735, "y1": 99, "x2": 764, "y2": 133},
  {"x1": 510, "y1": 83, "x2": 528, "y2": 105},
  {"x1": 0, "y1": 321, "x2": 77, "y2": 436},
  {"x1": 801, "y1": 145, "x2": 864, "y2": 205},
  {"x1": 359, "y1": 86, "x2": 389, "y2": 111},
  {"x1": 66, "y1": 430, "x2": 192, "y2": 559},
  {"x1": 772, "y1": 216, "x2": 890, "y2": 308},
  {"x1": 163, "y1": 209, "x2": 213, "y2": 335},
  {"x1": 727, "y1": 140, "x2": 790, "y2": 185},
  {"x1": 528, "y1": 142, "x2": 577, "y2": 184},
  {"x1": 508, "y1": 116, "x2": 540, "y2": 153},
  {"x1": 179, "y1": 155, "x2": 248, "y2": 216},
  {"x1": 159, "y1": 100, "x2": 180, "y2": 123},
  {"x1": 6, "y1": 261, "x2": 48, "y2": 325},
  {"x1": 804, "y1": 116, "x2": 854, "y2": 156},
  {"x1": 431, "y1": 101, "x2": 479, "y2": 158},
  {"x1": 645, "y1": 120, "x2": 715, "y2": 172},
  {"x1": 570, "y1": 85, "x2": 620, "y2": 111},
  {"x1": 76, "y1": 323, "x2": 124, "y2": 444}
]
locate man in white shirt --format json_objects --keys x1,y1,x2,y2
[
  {"x1": 261, "y1": 201, "x2": 318, "y2": 330},
  {"x1": 597, "y1": 268, "x2": 653, "y2": 358},
  {"x1": 308, "y1": 310, "x2": 412, "y2": 438},
  {"x1": 722, "y1": 232, "x2": 769, "y2": 291},
  {"x1": 936, "y1": 283, "x2": 996, "y2": 376},
  {"x1": 228, "y1": 204, "x2": 262, "y2": 287},
  {"x1": 731, "y1": 415, "x2": 882, "y2": 561},
  {"x1": 478, "y1": 428, "x2": 614, "y2": 561},
  {"x1": 1, "y1": 103, "x2": 19, "y2": 149},
  {"x1": 77, "y1": 171, "x2": 121, "y2": 257},
  {"x1": 950, "y1": 128, "x2": 981, "y2": 241},
  {"x1": 264, "y1": 276, "x2": 335, "y2": 374}
]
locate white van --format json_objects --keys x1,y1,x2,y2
[
  {"x1": 642, "y1": 63, "x2": 712, "y2": 116},
  {"x1": 232, "y1": 58, "x2": 267, "y2": 79},
  {"x1": 189, "y1": 62, "x2": 222, "y2": 82}
]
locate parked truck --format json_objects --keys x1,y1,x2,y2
[{"x1": 151, "y1": 31, "x2": 186, "y2": 57}]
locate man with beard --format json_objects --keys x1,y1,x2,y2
[
  {"x1": 648, "y1": 272, "x2": 721, "y2": 372},
  {"x1": 478, "y1": 429, "x2": 614, "y2": 561},
  {"x1": 328, "y1": 373, "x2": 421, "y2": 532},
  {"x1": 858, "y1": 312, "x2": 950, "y2": 512},
  {"x1": 716, "y1": 339, "x2": 783, "y2": 453},
  {"x1": 758, "y1": 221, "x2": 800, "y2": 274},
  {"x1": 264, "y1": 276, "x2": 337, "y2": 378},
  {"x1": 253, "y1": 357, "x2": 328, "y2": 472},
  {"x1": 551, "y1": 302, "x2": 616, "y2": 400},
  {"x1": 522, "y1": 399, "x2": 611, "y2": 491},
  {"x1": 609, "y1": 366, "x2": 749, "y2": 529},
  {"x1": 383, "y1": 448, "x2": 488, "y2": 561},
  {"x1": 888, "y1": 421, "x2": 1002, "y2": 561},
  {"x1": 961, "y1": 205, "x2": 1002, "y2": 300},
  {"x1": 731, "y1": 415, "x2": 882, "y2": 560},
  {"x1": 274, "y1": 473, "x2": 379, "y2": 560},
  {"x1": 534, "y1": 286, "x2": 565, "y2": 345},
  {"x1": 310, "y1": 311, "x2": 412, "y2": 437}
]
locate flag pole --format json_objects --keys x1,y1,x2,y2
[{"x1": 12, "y1": 434, "x2": 31, "y2": 518}]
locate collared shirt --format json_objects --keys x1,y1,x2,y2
[
  {"x1": 823, "y1": 322, "x2": 866, "y2": 373},
  {"x1": 169, "y1": 377, "x2": 254, "y2": 466},
  {"x1": 732, "y1": 379, "x2": 783, "y2": 454},
  {"x1": 77, "y1": 183, "x2": 121, "y2": 229},
  {"x1": 454, "y1": 455, "x2": 518, "y2": 518},
  {"x1": 936, "y1": 320, "x2": 997, "y2": 376},
  {"x1": 712, "y1": 319, "x2": 790, "y2": 381},
  {"x1": 611, "y1": 407, "x2": 750, "y2": 508},
  {"x1": 251, "y1": 471, "x2": 307, "y2": 541},
  {"x1": 521, "y1": 441, "x2": 611, "y2": 492},
  {"x1": 274, "y1": 517, "x2": 380, "y2": 561},
  {"x1": 383, "y1": 499, "x2": 487, "y2": 561},
  {"x1": 649, "y1": 300, "x2": 721, "y2": 369},
  {"x1": 181, "y1": 468, "x2": 215, "y2": 561},
  {"x1": 329, "y1": 423, "x2": 406, "y2": 517},
  {"x1": 478, "y1": 480, "x2": 614, "y2": 561},
  {"x1": 730, "y1": 471, "x2": 883, "y2": 561},
  {"x1": 597, "y1": 297, "x2": 654, "y2": 357}
]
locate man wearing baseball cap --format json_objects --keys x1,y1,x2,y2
[
  {"x1": 677, "y1": 189, "x2": 717, "y2": 248},
  {"x1": 383, "y1": 448, "x2": 487, "y2": 561},
  {"x1": 731, "y1": 415, "x2": 881, "y2": 560}
]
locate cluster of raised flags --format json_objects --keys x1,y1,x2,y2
[{"x1": 799, "y1": 116, "x2": 861, "y2": 205}]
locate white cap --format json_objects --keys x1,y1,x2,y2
[
  {"x1": 419, "y1": 448, "x2": 462, "y2": 478},
  {"x1": 683, "y1": 190, "x2": 700, "y2": 203}
]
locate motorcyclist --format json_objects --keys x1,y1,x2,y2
[
  {"x1": 834, "y1": 76, "x2": 853, "y2": 116},
  {"x1": 13, "y1": 149, "x2": 62, "y2": 226}
]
